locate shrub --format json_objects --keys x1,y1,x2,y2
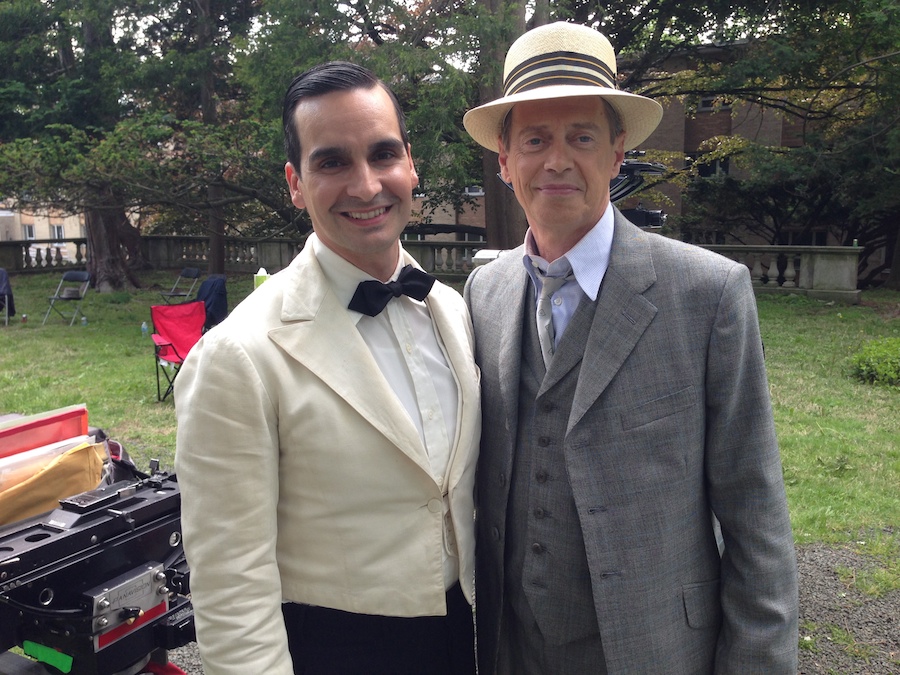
[{"x1": 851, "y1": 337, "x2": 900, "y2": 387}]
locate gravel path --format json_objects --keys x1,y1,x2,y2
[
  {"x1": 168, "y1": 544, "x2": 900, "y2": 674},
  {"x1": 797, "y1": 544, "x2": 899, "y2": 674}
]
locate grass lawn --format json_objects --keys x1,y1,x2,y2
[
  {"x1": 0, "y1": 270, "x2": 255, "y2": 466},
  {"x1": 1, "y1": 270, "x2": 899, "y2": 590}
]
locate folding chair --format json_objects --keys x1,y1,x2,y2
[
  {"x1": 159, "y1": 267, "x2": 201, "y2": 304},
  {"x1": 42, "y1": 270, "x2": 90, "y2": 326},
  {"x1": 151, "y1": 301, "x2": 206, "y2": 401},
  {"x1": 0, "y1": 268, "x2": 14, "y2": 326}
]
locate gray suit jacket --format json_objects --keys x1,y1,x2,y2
[{"x1": 465, "y1": 210, "x2": 798, "y2": 674}]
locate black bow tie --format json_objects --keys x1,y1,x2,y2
[{"x1": 348, "y1": 265, "x2": 436, "y2": 317}]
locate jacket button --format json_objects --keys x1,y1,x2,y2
[
  {"x1": 427, "y1": 498, "x2": 442, "y2": 513},
  {"x1": 498, "y1": 473, "x2": 506, "y2": 487},
  {"x1": 535, "y1": 470, "x2": 549, "y2": 483},
  {"x1": 492, "y1": 527, "x2": 501, "y2": 541},
  {"x1": 537, "y1": 436, "x2": 550, "y2": 447},
  {"x1": 531, "y1": 542, "x2": 543, "y2": 554},
  {"x1": 533, "y1": 507, "x2": 545, "y2": 519}
]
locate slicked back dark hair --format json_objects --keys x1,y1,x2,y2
[{"x1": 282, "y1": 61, "x2": 410, "y2": 174}]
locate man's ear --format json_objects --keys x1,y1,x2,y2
[
  {"x1": 498, "y1": 137, "x2": 511, "y2": 183},
  {"x1": 407, "y1": 143, "x2": 419, "y2": 189},
  {"x1": 610, "y1": 133, "x2": 626, "y2": 179},
  {"x1": 285, "y1": 162, "x2": 306, "y2": 209}
]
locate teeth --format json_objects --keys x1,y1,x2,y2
[{"x1": 347, "y1": 208, "x2": 386, "y2": 220}]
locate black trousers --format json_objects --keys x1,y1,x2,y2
[{"x1": 281, "y1": 582, "x2": 475, "y2": 675}]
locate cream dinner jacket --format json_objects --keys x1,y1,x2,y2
[{"x1": 174, "y1": 239, "x2": 481, "y2": 675}]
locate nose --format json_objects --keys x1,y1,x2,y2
[
  {"x1": 347, "y1": 163, "x2": 382, "y2": 202},
  {"x1": 543, "y1": 142, "x2": 573, "y2": 173}
]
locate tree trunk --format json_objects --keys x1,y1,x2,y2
[
  {"x1": 207, "y1": 183, "x2": 227, "y2": 274},
  {"x1": 532, "y1": 0, "x2": 550, "y2": 29},
  {"x1": 884, "y1": 226, "x2": 900, "y2": 290},
  {"x1": 85, "y1": 199, "x2": 139, "y2": 291},
  {"x1": 478, "y1": 0, "x2": 527, "y2": 250},
  {"x1": 198, "y1": 0, "x2": 226, "y2": 275}
]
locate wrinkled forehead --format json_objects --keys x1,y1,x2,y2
[{"x1": 504, "y1": 95, "x2": 614, "y2": 134}]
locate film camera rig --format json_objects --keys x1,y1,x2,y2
[{"x1": 0, "y1": 462, "x2": 194, "y2": 675}]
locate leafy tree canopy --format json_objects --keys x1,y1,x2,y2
[{"x1": 0, "y1": 0, "x2": 897, "y2": 285}]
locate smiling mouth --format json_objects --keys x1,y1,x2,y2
[
  {"x1": 345, "y1": 207, "x2": 389, "y2": 220},
  {"x1": 538, "y1": 184, "x2": 579, "y2": 192}
]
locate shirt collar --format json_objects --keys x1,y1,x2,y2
[
  {"x1": 311, "y1": 234, "x2": 405, "y2": 324},
  {"x1": 522, "y1": 203, "x2": 614, "y2": 301}
]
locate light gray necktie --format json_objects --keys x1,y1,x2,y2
[{"x1": 536, "y1": 271, "x2": 572, "y2": 366}]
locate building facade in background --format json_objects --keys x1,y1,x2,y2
[{"x1": 0, "y1": 207, "x2": 86, "y2": 265}]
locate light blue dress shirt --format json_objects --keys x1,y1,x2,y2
[{"x1": 523, "y1": 203, "x2": 615, "y2": 347}]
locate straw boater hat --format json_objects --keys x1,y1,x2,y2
[{"x1": 463, "y1": 22, "x2": 663, "y2": 153}]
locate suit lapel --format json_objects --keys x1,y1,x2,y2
[
  {"x1": 267, "y1": 246, "x2": 431, "y2": 474},
  {"x1": 424, "y1": 281, "x2": 480, "y2": 486},
  {"x1": 568, "y1": 213, "x2": 659, "y2": 433},
  {"x1": 539, "y1": 292, "x2": 596, "y2": 395},
  {"x1": 496, "y1": 255, "x2": 530, "y2": 442}
]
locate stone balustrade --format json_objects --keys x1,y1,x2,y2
[
  {"x1": 0, "y1": 239, "x2": 88, "y2": 272},
  {"x1": 0, "y1": 236, "x2": 863, "y2": 304},
  {"x1": 472, "y1": 243, "x2": 862, "y2": 303},
  {"x1": 703, "y1": 245, "x2": 861, "y2": 304},
  {"x1": 140, "y1": 235, "x2": 304, "y2": 274}
]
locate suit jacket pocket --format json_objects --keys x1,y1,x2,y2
[
  {"x1": 682, "y1": 579, "x2": 722, "y2": 629},
  {"x1": 620, "y1": 385, "x2": 695, "y2": 431}
]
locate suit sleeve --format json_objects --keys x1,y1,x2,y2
[
  {"x1": 704, "y1": 264, "x2": 799, "y2": 673},
  {"x1": 174, "y1": 330, "x2": 294, "y2": 675}
]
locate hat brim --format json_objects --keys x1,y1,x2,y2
[{"x1": 463, "y1": 85, "x2": 663, "y2": 153}]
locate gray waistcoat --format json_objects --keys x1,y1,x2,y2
[{"x1": 504, "y1": 289, "x2": 602, "y2": 646}]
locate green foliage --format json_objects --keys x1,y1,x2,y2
[
  {"x1": 669, "y1": 0, "x2": 900, "y2": 274},
  {"x1": 851, "y1": 337, "x2": 900, "y2": 387},
  {"x1": 0, "y1": 0, "x2": 898, "y2": 253},
  {"x1": 680, "y1": 140, "x2": 853, "y2": 245}
]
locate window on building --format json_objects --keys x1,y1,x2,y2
[
  {"x1": 23, "y1": 224, "x2": 35, "y2": 240},
  {"x1": 696, "y1": 157, "x2": 730, "y2": 178},
  {"x1": 51, "y1": 224, "x2": 65, "y2": 241},
  {"x1": 456, "y1": 231, "x2": 487, "y2": 243},
  {"x1": 698, "y1": 96, "x2": 733, "y2": 112}
]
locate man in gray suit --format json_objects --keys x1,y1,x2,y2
[{"x1": 463, "y1": 22, "x2": 798, "y2": 674}]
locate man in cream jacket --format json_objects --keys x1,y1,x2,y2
[{"x1": 174, "y1": 62, "x2": 480, "y2": 675}]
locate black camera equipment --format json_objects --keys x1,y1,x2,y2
[{"x1": 0, "y1": 463, "x2": 194, "y2": 675}]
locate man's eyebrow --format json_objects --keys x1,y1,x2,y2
[
  {"x1": 517, "y1": 121, "x2": 602, "y2": 136},
  {"x1": 306, "y1": 138, "x2": 406, "y2": 166},
  {"x1": 370, "y1": 138, "x2": 406, "y2": 155},
  {"x1": 307, "y1": 146, "x2": 348, "y2": 166}
]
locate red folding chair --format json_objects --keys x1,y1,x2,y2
[{"x1": 150, "y1": 301, "x2": 206, "y2": 401}]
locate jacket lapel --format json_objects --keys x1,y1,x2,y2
[
  {"x1": 496, "y1": 253, "x2": 530, "y2": 446},
  {"x1": 425, "y1": 281, "x2": 480, "y2": 486},
  {"x1": 569, "y1": 212, "x2": 658, "y2": 433},
  {"x1": 267, "y1": 246, "x2": 431, "y2": 474}
]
